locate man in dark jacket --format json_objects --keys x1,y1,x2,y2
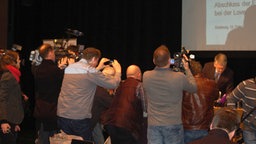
[
  {"x1": 32, "y1": 44, "x2": 71, "y2": 144},
  {"x1": 182, "y1": 60, "x2": 219, "y2": 143},
  {"x1": 202, "y1": 53, "x2": 234, "y2": 106},
  {"x1": 188, "y1": 107, "x2": 240, "y2": 144}
]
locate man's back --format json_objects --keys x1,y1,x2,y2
[
  {"x1": 183, "y1": 74, "x2": 219, "y2": 130},
  {"x1": 143, "y1": 45, "x2": 197, "y2": 144},
  {"x1": 102, "y1": 64, "x2": 145, "y2": 144},
  {"x1": 143, "y1": 68, "x2": 196, "y2": 126},
  {"x1": 102, "y1": 77, "x2": 143, "y2": 135}
]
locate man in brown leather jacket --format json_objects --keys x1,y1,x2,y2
[
  {"x1": 182, "y1": 60, "x2": 219, "y2": 144},
  {"x1": 102, "y1": 65, "x2": 147, "y2": 144}
]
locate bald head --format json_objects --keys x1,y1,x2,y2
[{"x1": 126, "y1": 65, "x2": 141, "y2": 80}]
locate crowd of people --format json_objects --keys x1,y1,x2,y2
[{"x1": 0, "y1": 44, "x2": 255, "y2": 144}]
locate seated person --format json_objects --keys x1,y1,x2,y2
[{"x1": 188, "y1": 107, "x2": 241, "y2": 144}]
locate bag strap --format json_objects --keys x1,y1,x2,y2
[{"x1": 241, "y1": 107, "x2": 256, "y2": 122}]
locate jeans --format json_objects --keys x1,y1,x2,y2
[
  {"x1": 57, "y1": 117, "x2": 92, "y2": 141},
  {"x1": 243, "y1": 129, "x2": 256, "y2": 144},
  {"x1": 184, "y1": 129, "x2": 208, "y2": 144},
  {"x1": 92, "y1": 123, "x2": 105, "y2": 144},
  {"x1": 147, "y1": 124, "x2": 184, "y2": 144}
]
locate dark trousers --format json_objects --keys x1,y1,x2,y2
[{"x1": 105, "y1": 125, "x2": 138, "y2": 144}]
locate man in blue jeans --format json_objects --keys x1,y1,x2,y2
[
  {"x1": 143, "y1": 45, "x2": 197, "y2": 144},
  {"x1": 57, "y1": 47, "x2": 121, "y2": 141}
]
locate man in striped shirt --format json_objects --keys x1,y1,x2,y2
[{"x1": 226, "y1": 77, "x2": 256, "y2": 144}]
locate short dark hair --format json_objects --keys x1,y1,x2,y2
[
  {"x1": 39, "y1": 44, "x2": 54, "y2": 58},
  {"x1": 82, "y1": 47, "x2": 101, "y2": 61},
  {"x1": 211, "y1": 107, "x2": 241, "y2": 133},
  {"x1": 153, "y1": 45, "x2": 170, "y2": 67}
]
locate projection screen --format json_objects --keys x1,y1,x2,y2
[{"x1": 182, "y1": 0, "x2": 256, "y2": 51}]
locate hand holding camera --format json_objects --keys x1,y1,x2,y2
[
  {"x1": 111, "y1": 59, "x2": 122, "y2": 75},
  {"x1": 182, "y1": 54, "x2": 190, "y2": 70},
  {"x1": 96, "y1": 57, "x2": 111, "y2": 70}
]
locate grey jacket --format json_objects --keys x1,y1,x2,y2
[
  {"x1": 0, "y1": 71, "x2": 24, "y2": 124},
  {"x1": 57, "y1": 59, "x2": 121, "y2": 120}
]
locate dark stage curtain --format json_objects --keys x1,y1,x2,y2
[
  {"x1": 9, "y1": 0, "x2": 182, "y2": 118},
  {"x1": 11, "y1": 0, "x2": 182, "y2": 72},
  {"x1": 9, "y1": 0, "x2": 255, "y2": 101}
]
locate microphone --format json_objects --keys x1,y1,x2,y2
[{"x1": 66, "y1": 29, "x2": 84, "y2": 37}]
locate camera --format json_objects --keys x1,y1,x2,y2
[
  {"x1": 104, "y1": 60, "x2": 114, "y2": 65},
  {"x1": 55, "y1": 45, "x2": 84, "y2": 62},
  {"x1": 29, "y1": 44, "x2": 84, "y2": 66},
  {"x1": 171, "y1": 46, "x2": 195, "y2": 73}
]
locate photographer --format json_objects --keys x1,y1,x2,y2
[
  {"x1": 32, "y1": 44, "x2": 73, "y2": 144},
  {"x1": 143, "y1": 45, "x2": 197, "y2": 144},
  {"x1": 57, "y1": 47, "x2": 121, "y2": 142}
]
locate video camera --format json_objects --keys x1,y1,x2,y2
[
  {"x1": 29, "y1": 44, "x2": 84, "y2": 66},
  {"x1": 29, "y1": 29, "x2": 84, "y2": 66},
  {"x1": 171, "y1": 46, "x2": 195, "y2": 73}
]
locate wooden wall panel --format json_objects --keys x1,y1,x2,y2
[{"x1": 0, "y1": 0, "x2": 8, "y2": 50}]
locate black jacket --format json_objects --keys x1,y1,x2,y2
[
  {"x1": 32, "y1": 59, "x2": 64, "y2": 131},
  {"x1": 202, "y1": 62, "x2": 234, "y2": 95}
]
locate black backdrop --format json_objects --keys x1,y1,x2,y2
[
  {"x1": 9, "y1": 0, "x2": 255, "y2": 101},
  {"x1": 10, "y1": 0, "x2": 182, "y2": 99}
]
